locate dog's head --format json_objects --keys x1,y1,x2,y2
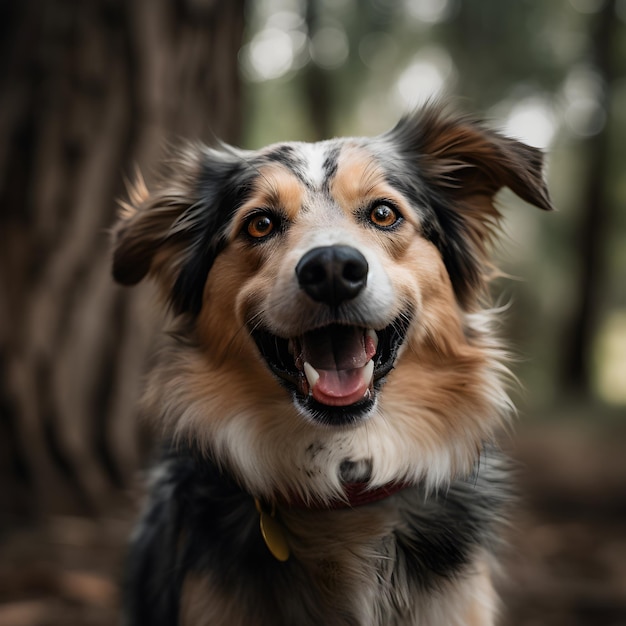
[{"x1": 113, "y1": 106, "x2": 551, "y2": 499}]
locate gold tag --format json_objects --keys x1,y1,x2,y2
[{"x1": 255, "y1": 499, "x2": 290, "y2": 562}]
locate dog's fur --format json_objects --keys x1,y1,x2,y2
[{"x1": 113, "y1": 105, "x2": 551, "y2": 626}]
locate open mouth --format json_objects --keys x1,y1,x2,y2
[{"x1": 251, "y1": 313, "x2": 411, "y2": 426}]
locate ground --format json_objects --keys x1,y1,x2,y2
[
  {"x1": 1, "y1": 412, "x2": 625, "y2": 625},
  {"x1": 499, "y1": 414, "x2": 626, "y2": 626}
]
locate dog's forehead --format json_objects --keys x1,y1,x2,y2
[
  {"x1": 256, "y1": 137, "x2": 395, "y2": 199},
  {"x1": 231, "y1": 138, "x2": 414, "y2": 233},
  {"x1": 260, "y1": 139, "x2": 342, "y2": 190}
]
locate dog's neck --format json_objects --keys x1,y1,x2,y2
[
  {"x1": 275, "y1": 480, "x2": 411, "y2": 510},
  {"x1": 255, "y1": 481, "x2": 412, "y2": 561}
]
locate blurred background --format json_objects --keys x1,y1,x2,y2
[{"x1": 0, "y1": 0, "x2": 625, "y2": 624}]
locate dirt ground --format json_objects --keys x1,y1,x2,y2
[
  {"x1": 499, "y1": 416, "x2": 626, "y2": 626},
  {"x1": 1, "y1": 415, "x2": 625, "y2": 626}
]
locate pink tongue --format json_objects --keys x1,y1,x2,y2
[
  {"x1": 300, "y1": 326, "x2": 377, "y2": 406},
  {"x1": 313, "y1": 369, "x2": 369, "y2": 406}
]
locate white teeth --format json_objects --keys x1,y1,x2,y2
[
  {"x1": 366, "y1": 328, "x2": 378, "y2": 350},
  {"x1": 362, "y1": 360, "x2": 375, "y2": 386},
  {"x1": 303, "y1": 361, "x2": 320, "y2": 390}
]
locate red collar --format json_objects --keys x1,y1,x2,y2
[
  {"x1": 277, "y1": 481, "x2": 411, "y2": 511},
  {"x1": 254, "y1": 481, "x2": 412, "y2": 561}
]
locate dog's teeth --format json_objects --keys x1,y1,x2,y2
[
  {"x1": 362, "y1": 360, "x2": 375, "y2": 386},
  {"x1": 366, "y1": 328, "x2": 379, "y2": 350},
  {"x1": 303, "y1": 361, "x2": 320, "y2": 389}
]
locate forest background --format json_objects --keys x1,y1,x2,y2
[{"x1": 1, "y1": 1, "x2": 625, "y2": 624}]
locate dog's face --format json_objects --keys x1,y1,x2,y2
[
  {"x1": 113, "y1": 106, "x2": 551, "y2": 499},
  {"x1": 213, "y1": 142, "x2": 427, "y2": 428}
]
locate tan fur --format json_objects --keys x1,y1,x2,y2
[
  {"x1": 463, "y1": 557, "x2": 499, "y2": 626},
  {"x1": 236, "y1": 162, "x2": 307, "y2": 224}
]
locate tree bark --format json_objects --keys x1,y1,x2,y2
[{"x1": 0, "y1": 0, "x2": 245, "y2": 519}]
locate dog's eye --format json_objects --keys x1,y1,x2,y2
[
  {"x1": 246, "y1": 213, "x2": 275, "y2": 239},
  {"x1": 369, "y1": 203, "x2": 399, "y2": 229}
]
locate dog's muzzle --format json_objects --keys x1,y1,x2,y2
[{"x1": 251, "y1": 245, "x2": 411, "y2": 426}]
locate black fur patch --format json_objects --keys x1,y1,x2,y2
[
  {"x1": 170, "y1": 153, "x2": 258, "y2": 315},
  {"x1": 321, "y1": 145, "x2": 340, "y2": 193},
  {"x1": 263, "y1": 144, "x2": 312, "y2": 189},
  {"x1": 393, "y1": 450, "x2": 509, "y2": 590},
  {"x1": 123, "y1": 446, "x2": 326, "y2": 625}
]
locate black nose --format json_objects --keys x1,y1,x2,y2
[{"x1": 296, "y1": 245, "x2": 368, "y2": 306}]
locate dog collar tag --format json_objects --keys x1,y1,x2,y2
[{"x1": 255, "y1": 498, "x2": 290, "y2": 562}]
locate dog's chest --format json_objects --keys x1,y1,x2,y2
[
  {"x1": 142, "y1": 449, "x2": 507, "y2": 626},
  {"x1": 278, "y1": 506, "x2": 414, "y2": 624},
  {"x1": 181, "y1": 485, "x2": 500, "y2": 626},
  {"x1": 182, "y1": 508, "x2": 423, "y2": 626}
]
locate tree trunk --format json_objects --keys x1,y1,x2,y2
[
  {"x1": 561, "y1": 1, "x2": 617, "y2": 395},
  {"x1": 0, "y1": 0, "x2": 245, "y2": 520}
]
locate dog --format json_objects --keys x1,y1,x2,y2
[{"x1": 112, "y1": 104, "x2": 552, "y2": 625}]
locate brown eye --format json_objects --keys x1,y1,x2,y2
[
  {"x1": 247, "y1": 214, "x2": 275, "y2": 239},
  {"x1": 370, "y1": 204, "x2": 399, "y2": 228}
]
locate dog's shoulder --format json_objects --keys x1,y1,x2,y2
[
  {"x1": 122, "y1": 445, "x2": 266, "y2": 625},
  {"x1": 395, "y1": 448, "x2": 511, "y2": 590}
]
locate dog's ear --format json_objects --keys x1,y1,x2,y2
[
  {"x1": 385, "y1": 105, "x2": 553, "y2": 306},
  {"x1": 112, "y1": 145, "x2": 252, "y2": 315}
]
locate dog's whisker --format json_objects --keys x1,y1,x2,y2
[{"x1": 219, "y1": 303, "x2": 286, "y2": 357}]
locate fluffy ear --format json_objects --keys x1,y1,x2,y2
[
  {"x1": 112, "y1": 144, "x2": 253, "y2": 315},
  {"x1": 385, "y1": 105, "x2": 553, "y2": 306}
]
